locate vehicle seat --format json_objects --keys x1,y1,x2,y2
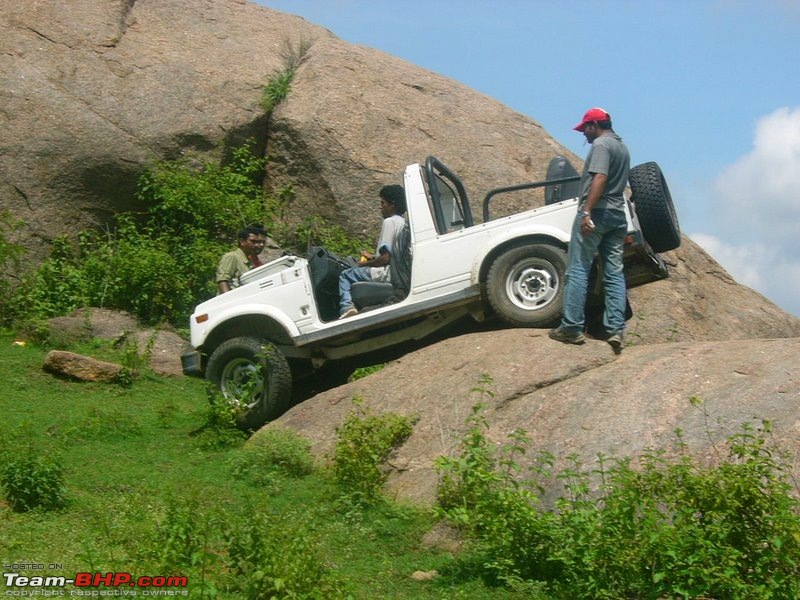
[
  {"x1": 351, "y1": 220, "x2": 412, "y2": 310},
  {"x1": 544, "y1": 155, "x2": 581, "y2": 205}
]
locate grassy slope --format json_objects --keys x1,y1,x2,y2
[{"x1": 0, "y1": 332, "x2": 513, "y2": 599}]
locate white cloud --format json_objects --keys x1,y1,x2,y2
[
  {"x1": 689, "y1": 233, "x2": 766, "y2": 288},
  {"x1": 690, "y1": 232, "x2": 800, "y2": 317},
  {"x1": 699, "y1": 107, "x2": 800, "y2": 318},
  {"x1": 713, "y1": 106, "x2": 800, "y2": 244}
]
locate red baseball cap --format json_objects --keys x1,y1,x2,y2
[{"x1": 574, "y1": 107, "x2": 610, "y2": 132}]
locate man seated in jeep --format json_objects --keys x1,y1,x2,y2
[{"x1": 338, "y1": 185, "x2": 407, "y2": 319}]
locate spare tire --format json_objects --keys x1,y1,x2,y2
[{"x1": 629, "y1": 162, "x2": 681, "y2": 253}]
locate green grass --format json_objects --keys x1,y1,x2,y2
[
  {"x1": 6, "y1": 332, "x2": 797, "y2": 598},
  {"x1": 0, "y1": 331, "x2": 513, "y2": 599}
]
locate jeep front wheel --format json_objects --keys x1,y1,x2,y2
[
  {"x1": 206, "y1": 336, "x2": 292, "y2": 431},
  {"x1": 486, "y1": 243, "x2": 567, "y2": 328}
]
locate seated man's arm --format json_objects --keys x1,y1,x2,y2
[
  {"x1": 359, "y1": 247, "x2": 390, "y2": 268},
  {"x1": 361, "y1": 216, "x2": 403, "y2": 268}
]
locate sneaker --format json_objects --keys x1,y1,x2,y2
[
  {"x1": 607, "y1": 332, "x2": 623, "y2": 354},
  {"x1": 548, "y1": 328, "x2": 585, "y2": 345},
  {"x1": 339, "y1": 306, "x2": 359, "y2": 319}
]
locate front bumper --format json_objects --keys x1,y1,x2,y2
[{"x1": 181, "y1": 350, "x2": 204, "y2": 377}]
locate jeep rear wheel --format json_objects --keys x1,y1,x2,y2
[
  {"x1": 486, "y1": 243, "x2": 567, "y2": 327},
  {"x1": 206, "y1": 336, "x2": 292, "y2": 431},
  {"x1": 629, "y1": 162, "x2": 681, "y2": 253}
]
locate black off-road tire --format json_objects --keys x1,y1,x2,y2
[
  {"x1": 629, "y1": 162, "x2": 681, "y2": 253},
  {"x1": 206, "y1": 336, "x2": 292, "y2": 431},
  {"x1": 486, "y1": 243, "x2": 567, "y2": 328}
]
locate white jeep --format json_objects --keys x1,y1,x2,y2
[{"x1": 182, "y1": 156, "x2": 680, "y2": 429}]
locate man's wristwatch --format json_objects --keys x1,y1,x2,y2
[{"x1": 579, "y1": 210, "x2": 591, "y2": 218}]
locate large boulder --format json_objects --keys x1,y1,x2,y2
[
  {"x1": 3, "y1": 0, "x2": 798, "y2": 509},
  {"x1": 1, "y1": 0, "x2": 572, "y2": 245},
  {"x1": 627, "y1": 238, "x2": 800, "y2": 342},
  {"x1": 267, "y1": 34, "x2": 576, "y2": 235},
  {"x1": 1, "y1": 0, "x2": 796, "y2": 345},
  {"x1": 267, "y1": 329, "x2": 800, "y2": 507},
  {"x1": 0, "y1": 0, "x2": 323, "y2": 249}
]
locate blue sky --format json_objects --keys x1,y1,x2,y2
[{"x1": 259, "y1": 0, "x2": 800, "y2": 317}]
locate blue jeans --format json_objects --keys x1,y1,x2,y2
[
  {"x1": 339, "y1": 266, "x2": 372, "y2": 313},
  {"x1": 559, "y1": 209, "x2": 627, "y2": 335}
]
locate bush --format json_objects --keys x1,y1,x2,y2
[
  {"x1": 229, "y1": 426, "x2": 315, "y2": 486},
  {"x1": 2, "y1": 142, "x2": 368, "y2": 329},
  {"x1": 260, "y1": 36, "x2": 311, "y2": 113},
  {"x1": 1, "y1": 450, "x2": 66, "y2": 512},
  {"x1": 261, "y1": 70, "x2": 294, "y2": 113},
  {"x1": 8, "y1": 236, "x2": 91, "y2": 321},
  {"x1": 193, "y1": 395, "x2": 249, "y2": 451},
  {"x1": 0, "y1": 209, "x2": 24, "y2": 315},
  {"x1": 1, "y1": 144, "x2": 268, "y2": 329},
  {"x1": 331, "y1": 402, "x2": 415, "y2": 503},
  {"x1": 138, "y1": 144, "x2": 267, "y2": 237},
  {"x1": 226, "y1": 511, "x2": 348, "y2": 599},
  {"x1": 435, "y1": 400, "x2": 800, "y2": 598},
  {"x1": 153, "y1": 497, "x2": 206, "y2": 569},
  {"x1": 267, "y1": 192, "x2": 370, "y2": 258}
]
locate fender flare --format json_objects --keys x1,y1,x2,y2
[
  {"x1": 192, "y1": 302, "x2": 300, "y2": 350},
  {"x1": 469, "y1": 227, "x2": 570, "y2": 286}
]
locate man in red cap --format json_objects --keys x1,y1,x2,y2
[{"x1": 549, "y1": 108, "x2": 630, "y2": 353}]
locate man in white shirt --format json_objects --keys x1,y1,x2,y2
[{"x1": 338, "y1": 185, "x2": 407, "y2": 318}]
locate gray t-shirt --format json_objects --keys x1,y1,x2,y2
[
  {"x1": 579, "y1": 132, "x2": 630, "y2": 212},
  {"x1": 369, "y1": 213, "x2": 406, "y2": 283}
]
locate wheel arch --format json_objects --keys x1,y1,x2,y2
[
  {"x1": 475, "y1": 234, "x2": 568, "y2": 287},
  {"x1": 202, "y1": 315, "x2": 293, "y2": 362}
]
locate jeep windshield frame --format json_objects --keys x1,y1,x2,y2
[{"x1": 424, "y1": 156, "x2": 474, "y2": 233}]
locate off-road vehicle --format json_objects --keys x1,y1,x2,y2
[{"x1": 182, "y1": 156, "x2": 680, "y2": 429}]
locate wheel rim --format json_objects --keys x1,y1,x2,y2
[
  {"x1": 219, "y1": 358, "x2": 265, "y2": 410},
  {"x1": 505, "y1": 258, "x2": 559, "y2": 311}
]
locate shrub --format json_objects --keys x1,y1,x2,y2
[
  {"x1": 2, "y1": 140, "x2": 367, "y2": 328},
  {"x1": 79, "y1": 221, "x2": 198, "y2": 325},
  {"x1": 260, "y1": 36, "x2": 311, "y2": 113},
  {"x1": 226, "y1": 511, "x2": 348, "y2": 599},
  {"x1": 331, "y1": 402, "x2": 415, "y2": 503},
  {"x1": 1, "y1": 450, "x2": 66, "y2": 512},
  {"x1": 229, "y1": 426, "x2": 315, "y2": 486},
  {"x1": 434, "y1": 403, "x2": 559, "y2": 585},
  {"x1": 193, "y1": 393, "x2": 249, "y2": 451},
  {"x1": 267, "y1": 194, "x2": 370, "y2": 258},
  {"x1": 3, "y1": 144, "x2": 266, "y2": 328},
  {"x1": 153, "y1": 497, "x2": 205, "y2": 569},
  {"x1": 116, "y1": 331, "x2": 156, "y2": 387},
  {"x1": 261, "y1": 70, "x2": 294, "y2": 113},
  {"x1": 435, "y1": 397, "x2": 800, "y2": 598},
  {"x1": 8, "y1": 236, "x2": 91, "y2": 321},
  {"x1": 138, "y1": 144, "x2": 267, "y2": 237},
  {"x1": 0, "y1": 209, "x2": 24, "y2": 315}
]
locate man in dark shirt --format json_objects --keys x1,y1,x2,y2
[{"x1": 550, "y1": 108, "x2": 630, "y2": 353}]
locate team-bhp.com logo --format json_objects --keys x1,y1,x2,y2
[{"x1": 3, "y1": 571, "x2": 188, "y2": 596}]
